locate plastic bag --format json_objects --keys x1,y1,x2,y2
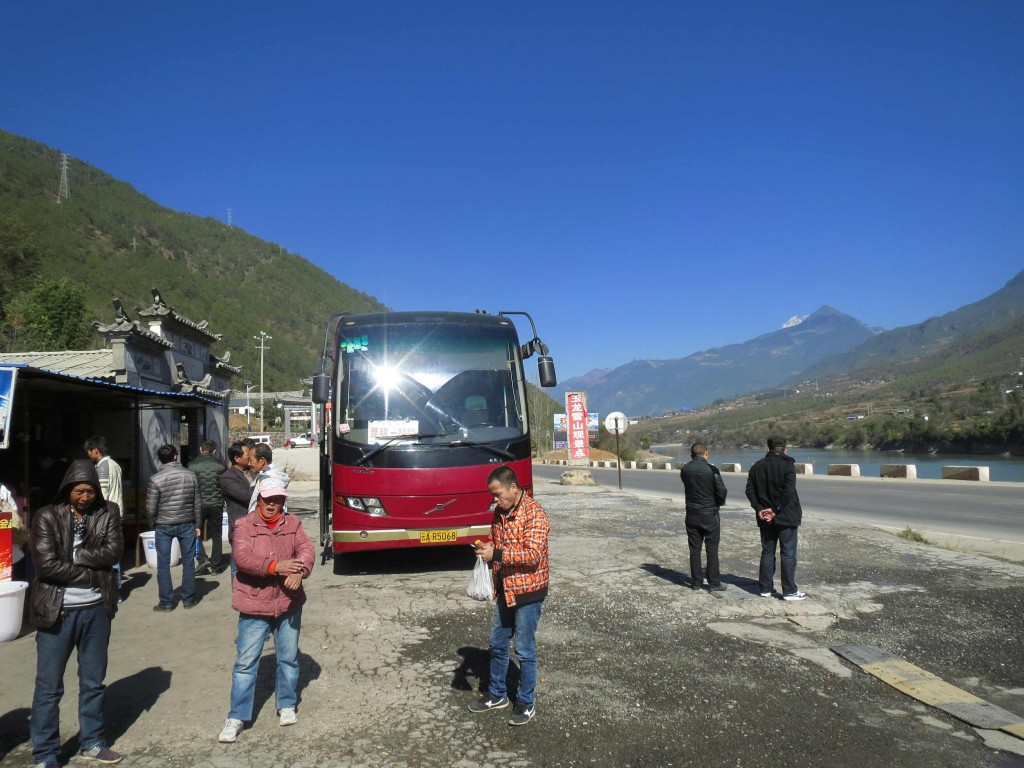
[{"x1": 467, "y1": 555, "x2": 494, "y2": 601}]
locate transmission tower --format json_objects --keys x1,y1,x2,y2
[
  {"x1": 227, "y1": 208, "x2": 233, "y2": 227},
  {"x1": 57, "y1": 153, "x2": 70, "y2": 203}
]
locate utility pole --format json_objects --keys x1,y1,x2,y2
[
  {"x1": 244, "y1": 380, "x2": 255, "y2": 433},
  {"x1": 254, "y1": 332, "x2": 272, "y2": 432},
  {"x1": 57, "y1": 153, "x2": 70, "y2": 203}
]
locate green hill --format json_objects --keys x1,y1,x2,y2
[{"x1": 0, "y1": 129, "x2": 387, "y2": 390}]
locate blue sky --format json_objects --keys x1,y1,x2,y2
[{"x1": 3, "y1": 2, "x2": 1022, "y2": 381}]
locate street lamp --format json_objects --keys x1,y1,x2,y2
[
  {"x1": 254, "y1": 331, "x2": 272, "y2": 432},
  {"x1": 244, "y1": 380, "x2": 255, "y2": 433}
]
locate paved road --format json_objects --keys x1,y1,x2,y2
[
  {"x1": 3, "y1": 454, "x2": 1024, "y2": 767},
  {"x1": 535, "y1": 464, "x2": 1024, "y2": 557}
]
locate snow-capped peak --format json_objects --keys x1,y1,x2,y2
[{"x1": 781, "y1": 314, "x2": 807, "y2": 329}]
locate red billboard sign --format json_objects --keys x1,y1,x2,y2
[{"x1": 565, "y1": 391, "x2": 590, "y2": 465}]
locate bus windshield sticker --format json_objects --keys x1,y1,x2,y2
[
  {"x1": 368, "y1": 419, "x2": 420, "y2": 444},
  {"x1": 341, "y1": 335, "x2": 369, "y2": 354}
]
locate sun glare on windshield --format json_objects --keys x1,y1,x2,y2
[{"x1": 372, "y1": 364, "x2": 401, "y2": 392}]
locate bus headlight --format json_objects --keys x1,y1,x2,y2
[{"x1": 342, "y1": 496, "x2": 388, "y2": 517}]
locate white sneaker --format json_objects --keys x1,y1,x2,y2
[
  {"x1": 783, "y1": 591, "x2": 807, "y2": 601},
  {"x1": 279, "y1": 707, "x2": 297, "y2": 726},
  {"x1": 218, "y1": 718, "x2": 243, "y2": 743}
]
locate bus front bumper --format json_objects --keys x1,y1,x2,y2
[{"x1": 332, "y1": 524, "x2": 492, "y2": 552}]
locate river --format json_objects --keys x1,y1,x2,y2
[{"x1": 652, "y1": 445, "x2": 1024, "y2": 483}]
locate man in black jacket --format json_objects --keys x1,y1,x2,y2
[
  {"x1": 191, "y1": 440, "x2": 226, "y2": 575},
  {"x1": 218, "y1": 442, "x2": 253, "y2": 579},
  {"x1": 30, "y1": 460, "x2": 124, "y2": 766},
  {"x1": 680, "y1": 442, "x2": 727, "y2": 591},
  {"x1": 745, "y1": 436, "x2": 806, "y2": 601}
]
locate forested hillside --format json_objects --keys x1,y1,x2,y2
[{"x1": 0, "y1": 129, "x2": 387, "y2": 390}]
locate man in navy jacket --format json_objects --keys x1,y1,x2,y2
[{"x1": 745, "y1": 436, "x2": 806, "y2": 601}]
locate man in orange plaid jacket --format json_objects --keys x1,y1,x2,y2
[{"x1": 469, "y1": 465, "x2": 550, "y2": 726}]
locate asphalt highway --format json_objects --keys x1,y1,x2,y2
[{"x1": 534, "y1": 463, "x2": 1024, "y2": 550}]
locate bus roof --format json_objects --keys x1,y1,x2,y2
[{"x1": 337, "y1": 311, "x2": 516, "y2": 329}]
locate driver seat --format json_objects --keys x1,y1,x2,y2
[{"x1": 462, "y1": 395, "x2": 490, "y2": 427}]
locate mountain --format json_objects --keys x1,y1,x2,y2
[
  {"x1": 638, "y1": 307, "x2": 1024, "y2": 453},
  {"x1": 792, "y1": 268, "x2": 1024, "y2": 383},
  {"x1": 556, "y1": 305, "x2": 878, "y2": 416},
  {"x1": 570, "y1": 368, "x2": 614, "y2": 386},
  {"x1": 0, "y1": 129, "x2": 387, "y2": 390}
]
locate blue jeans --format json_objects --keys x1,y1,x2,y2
[
  {"x1": 155, "y1": 522, "x2": 196, "y2": 607},
  {"x1": 759, "y1": 524, "x2": 799, "y2": 595},
  {"x1": 229, "y1": 608, "x2": 302, "y2": 721},
  {"x1": 31, "y1": 603, "x2": 111, "y2": 764},
  {"x1": 487, "y1": 599, "x2": 543, "y2": 707}
]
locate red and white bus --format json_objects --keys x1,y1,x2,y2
[{"x1": 311, "y1": 310, "x2": 556, "y2": 567}]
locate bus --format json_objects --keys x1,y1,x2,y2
[{"x1": 311, "y1": 310, "x2": 557, "y2": 567}]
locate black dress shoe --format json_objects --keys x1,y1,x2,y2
[
  {"x1": 153, "y1": 604, "x2": 174, "y2": 612},
  {"x1": 182, "y1": 602, "x2": 197, "y2": 609}
]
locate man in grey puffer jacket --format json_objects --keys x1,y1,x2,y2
[{"x1": 147, "y1": 444, "x2": 202, "y2": 612}]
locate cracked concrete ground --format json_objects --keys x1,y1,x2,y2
[{"x1": 2, "y1": 474, "x2": 1023, "y2": 768}]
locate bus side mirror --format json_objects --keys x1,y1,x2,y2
[
  {"x1": 312, "y1": 372, "x2": 331, "y2": 404},
  {"x1": 538, "y1": 356, "x2": 557, "y2": 387}
]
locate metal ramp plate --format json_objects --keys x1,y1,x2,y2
[{"x1": 832, "y1": 644, "x2": 1024, "y2": 736}]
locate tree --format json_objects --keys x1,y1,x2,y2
[
  {"x1": 4, "y1": 277, "x2": 92, "y2": 351},
  {"x1": 0, "y1": 213, "x2": 40, "y2": 321},
  {"x1": 526, "y1": 383, "x2": 562, "y2": 456}
]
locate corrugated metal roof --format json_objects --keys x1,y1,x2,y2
[
  {"x1": 0, "y1": 350, "x2": 115, "y2": 380},
  {"x1": 0, "y1": 361, "x2": 223, "y2": 406}
]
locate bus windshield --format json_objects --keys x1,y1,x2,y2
[{"x1": 335, "y1": 320, "x2": 526, "y2": 446}]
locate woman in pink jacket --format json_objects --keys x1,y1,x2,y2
[{"x1": 218, "y1": 475, "x2": 314, "y2": 743}]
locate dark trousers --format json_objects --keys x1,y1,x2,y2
[
  {"x1": 759, "y1": 524, "x2": 799, "y2": 595},
  {"x1": 31, "y1": 603, "x2": 111, "y2": 764},
  {"x1": 197, "y1": 506, "x2": 223, "y2": 568},
  {"x1": 685, "y1": 513, "x2": 721, "y2": 586}
]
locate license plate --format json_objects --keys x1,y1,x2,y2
[{"x1": 420, "y1": 529, "x2": 457, "y2": 544}]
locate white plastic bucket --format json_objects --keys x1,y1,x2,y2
[
  {"x1": 140, "y1": 531, "x2": 181, "y2": 568},
  {"x1": 0, "y1": 581, "x2": 29, "y2": 642}
]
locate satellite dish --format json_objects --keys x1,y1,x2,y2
[{"x1": 604, "y1": 411, "x2": 627, "y2": 435}]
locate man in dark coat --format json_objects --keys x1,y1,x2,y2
[
  {"x1": 680, "y1": 442, "x2": 728, "y2": 591},
  {"x1": 30, "y1": 459, "x2": 124, "y2": 767},
  {"x1": 191, "y1": 439, "x2": 226, "y2": 575},
  {"x1": 745, "y1": 436, "x2": 806, "y2": 601},
  {"x1": 218, "y1": 442, "x2": 253, "y2": 578}
]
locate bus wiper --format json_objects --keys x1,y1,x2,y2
[
  {"x1": 356, "y1": 433, "x2": 449, "y2": 466},
  {"x1": 449, "y1": 439, "x2": 515, "y2": 461}
]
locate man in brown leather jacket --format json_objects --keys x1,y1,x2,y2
[{"x1": 29, "y1": 459, "x2": 124, "y2": 766}]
